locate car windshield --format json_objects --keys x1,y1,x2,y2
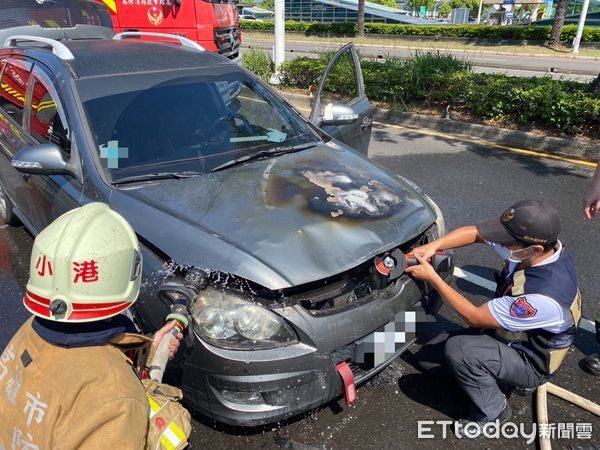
[{"x1": 79, "y1": 70, "x2": 320, "y2": 182}]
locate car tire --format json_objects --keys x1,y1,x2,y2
[{"x1": 0, "y1": 182, "x2": 21, "y2": 226}]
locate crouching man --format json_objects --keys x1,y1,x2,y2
[{"x1": 406, "y1": 200, "x2": 581, "y2": 436}]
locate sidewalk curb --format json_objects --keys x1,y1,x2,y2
[{"x1": 278, "y1": 90, "x2": 600, "y2": 163}]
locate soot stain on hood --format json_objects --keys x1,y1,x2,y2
[
  {"x1": 303, "y1": 170, "x2": 401, "y2": 218},
  {"x1": 264, "y1": 165, "x2": 404, "y2": 220}
]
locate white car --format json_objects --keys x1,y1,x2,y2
[{"x1": 240, "y1": 14, "x2": 263, "y2": 21}]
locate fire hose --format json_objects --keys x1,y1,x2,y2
[
  {"x1": 148, "y1": 267, "x2": 207, "y2": 382},
  {"x1": 536, "y1": 382, "x2": 600, "y2": 450}
]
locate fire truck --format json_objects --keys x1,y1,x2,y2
[{"x1": 97, "y1": 0, "x2": 241, "y2": 60}]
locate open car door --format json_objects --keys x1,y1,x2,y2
[{"x1": 309, "y1": 43, "x2": 373, "y2": 157}]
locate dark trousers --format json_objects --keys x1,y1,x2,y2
[{"x1": 415, "y1": 328, "x2": 544, "y2": 422}]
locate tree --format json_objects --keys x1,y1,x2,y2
[
  {"x1": 463, "y1": 0, "x2": 479, "y2": 15},
  {"x1": 548, "y1": 0, "x2": 569, "y2": 46},
  {"x1": 439, "y1": 1, "x2": 452, "y2": 17},
  {"x1": 254, "y1": 0, "x2": 274, "y2": 11},
  {"x1": 448, "y1": 0, "x2": 479, "y2": 17},
  {"x1": 407, "y1": 0, "x2": 435, "y2": 13},
  {"x1": 369, "y1": 0, "x2": 398, "y2": 8},
  {"x1": 358, "y1": 0, "x2": 365, "y2": 36}
]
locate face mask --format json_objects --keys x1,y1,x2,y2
[
  {"x1": 495, "y1": 245, "x2": 513, "y2": 261},
  {"x1": 502, "y1": 245, "x2": 537, "y2": 263}
]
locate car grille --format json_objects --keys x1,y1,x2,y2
[
  {"x1": 284, "y1": 224, "x2": 439, "y2": 315},
  {"x1": 214, "y1": 26, "x2": 240, "y2": 58}
]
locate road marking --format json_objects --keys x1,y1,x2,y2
[
  {"x1": 453, "y1": 266, "x2": 497, "y2": 292},
  {"x1": 453, "y1": 266, "x2": 597, "y2": 333},
  {"x1": 381, "y1": 124, "x2": 598, "y2": 168},
  {"x1": 292, "y1": 104, "x2": 596, "y2": 168},
  {"x1": 580, "y1": 318, "x2": 597, "y2": 333}
]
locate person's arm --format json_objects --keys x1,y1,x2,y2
[
  {"x1": 584, "y1": 161, "x2": 600, "y2": 219},
  {"x1": 411, "y1": 226, "x2": 485, "y2": 260},
  {"x1": 151, "y1": 320, "x2": 183, "y2": 361},
  {"x1": 405, "y1": 254, "x2": 501, "y2": 329}
]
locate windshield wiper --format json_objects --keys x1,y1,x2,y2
[
  {"x1": 211, "y1": 142, "x2": 318, "y2": 173},
  {"x1": 112, "y1": 171, "x2": 203, "y2": 185}
]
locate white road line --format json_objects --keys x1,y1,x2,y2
[
  {"x1": 580, "y1": 319, "x2": 596, "y2": 333},
  {"x1": 453, "y1": 266, "x2": 497, "y2": 292},
  {"x1": 453, "y1": 266, "x2": 597, "y2": 333}
]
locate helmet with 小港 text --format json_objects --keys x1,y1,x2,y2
[{"x1": 23, "y1": 203, "x2": 142, "y2": 322}]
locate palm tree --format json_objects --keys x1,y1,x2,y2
[
  {"x1": 358, "y1": 0, "x2": 366, "y2": 37},
  {"x1": 548, "y1": 0, "x2": 569, "y2": 47}
]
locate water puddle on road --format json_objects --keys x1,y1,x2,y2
[{"x1": 271, "y1": 359, "x2": 405, "y2": 449}]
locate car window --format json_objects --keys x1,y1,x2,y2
[
  {"x1": 319, "y1": 49, "x2": 359, "y2": 114},
  {"x1": 0, "y1": 60, "x2": 30, "y2": 126},
  {"x1": 29, "y1": 78, "x2": 71, "y2": 157},
  {"x1": 80, "y1": 72, "x2": 320, "y2": 180}
]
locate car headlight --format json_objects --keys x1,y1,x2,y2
[
  {"x1": 423, "y1": 194, "x2": 446, "y2": 237},
  {"x1": 191, "y1": 287, "x2": 298, "y2": 350}
]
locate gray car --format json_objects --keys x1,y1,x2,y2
[{"x1": 0, "y1": 29, "x2": 453, "y2": 426}]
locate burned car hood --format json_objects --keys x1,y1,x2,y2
[{"x1": 109, "y1": 142, "x2": 436, "y2": 290}]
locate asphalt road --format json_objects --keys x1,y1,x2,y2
[
  {"x1": 1, "y1": 122, "x2": 600, "y2": 448},
  {"x1": 242, "y1": 38, "x2": 600, "y2": 80}
]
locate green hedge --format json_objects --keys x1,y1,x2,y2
[
  {"x1": 244, "y1": 51, "x2": 600, "y2": 136},
  {"x1": 240, "y1": 20, "x2": 600, "y2": 42},
  {"x1": 241, "y1": 48, "x2": 274, "y2": 81},
  {"x1": 442, "y1": 73, "x2": 600, "y2": 135}
]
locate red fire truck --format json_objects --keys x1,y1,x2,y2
[{"x1": 97, "y1": 0, "x2": 241, "y2": 60}]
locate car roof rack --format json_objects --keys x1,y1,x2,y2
[
  {"x1": 112, "y1": 32, "x2": 205, "y2": 52},
  {"x1": 3, "y1": 34, "x2": 75, "y2": 60}
]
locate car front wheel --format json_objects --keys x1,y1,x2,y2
[{"x1": 0, "y1": 182, "x2": 21, "y2": 226}]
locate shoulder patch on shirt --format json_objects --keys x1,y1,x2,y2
[{"x1": 510, "y1": 297, "x2": 538, "y2": 318}]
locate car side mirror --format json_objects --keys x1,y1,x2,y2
[
  {"x1": 321, "y1": 103, "x2": 359, "y2": 126},
  {"x1": 11, "y1": 144, "x2": 70, "y2": 176}
]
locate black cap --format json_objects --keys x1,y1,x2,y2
[{"x1": 476, "y1": 199, "x2": 561, "y2": 246}]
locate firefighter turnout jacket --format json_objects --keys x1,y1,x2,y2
[{"x1": 0, "y1": 316, "x2": 150, "y2": 449}]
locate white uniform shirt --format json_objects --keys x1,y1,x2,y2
[{"x1": 486, "y1": 241, "x2": 574, "y2": 334}]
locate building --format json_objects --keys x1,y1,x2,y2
[
  {"x1": 239, "y1": 4, "x2": 276, "y2": 20},
  {"x1": 534, "y1": 10, "x2": 600, "y2": 26},
  {"x1": 285, "y1": 0, "x2": 433, "y2": 24}
]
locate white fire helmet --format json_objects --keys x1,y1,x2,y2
[{"x1": 23, "y1": 202, "x2": 142, "y2": 322}]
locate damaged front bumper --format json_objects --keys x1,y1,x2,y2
[{"x1": 177, "y1": 252, "x2": 454, "y2": 427}]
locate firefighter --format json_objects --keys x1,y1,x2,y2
[
  {"x1": 582, "y1": 163, "x2": 600, "y2": 376},
  {"x1": 0, "y1": 203, "x2": 183, "y2": 449},
  {"x1": 406, "y1": 199, "x2": 581, "y2": 435}
]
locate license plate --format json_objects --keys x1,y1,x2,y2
[{"x1": 351, "y1": 311, "x2": 417, "y2": 367}]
